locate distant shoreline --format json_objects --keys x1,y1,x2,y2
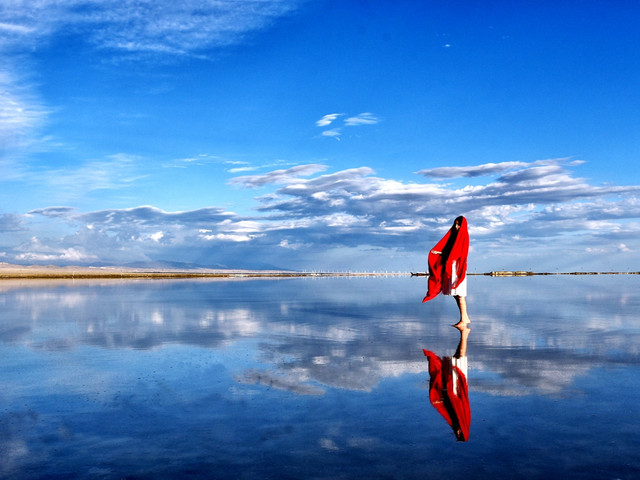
[
  {"x1": 416, "y1": 271, "x2": 640, "y2": 277},
  {"x1": 0, "y1": 264, "x2": 638, "y2": 280},
  {"x1": 478, "y1": 271, "x2": 640, "y2": 276}
]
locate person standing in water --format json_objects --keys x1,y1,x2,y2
[{"x1": 422, "y1": 216, "x2": 470, "y2": 328}]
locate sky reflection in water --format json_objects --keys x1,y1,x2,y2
[{"x1": 1, "y1": 276, "x2": 639, "y2": 479}]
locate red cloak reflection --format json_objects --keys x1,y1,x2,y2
[{"x1": 423, "y1": 349, "x2": 471, "y2": 441}]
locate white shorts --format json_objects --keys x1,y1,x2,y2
[{"x1": 443, "y1": 260, "x2": 467, "y2": 297}]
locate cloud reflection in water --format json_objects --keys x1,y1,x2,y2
[
  {"x1": 1, "y1": 276, "x2": 639, "y2": 396},
  {"x1": 1, "y1": 275, "x2": 640, "y2": 478}
]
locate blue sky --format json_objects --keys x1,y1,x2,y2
[{"x1": 1, "y1": 0, "x2": 639, "y2": 272}]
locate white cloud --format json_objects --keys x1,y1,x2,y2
[
  {"x1": 150, "y1": 231, "x2": 164, "y2": 242},
  {"x1": 321, "y1": 129, "x2": 341, "y2": 138},
  {"x1": 344, "y1": 112, "x2": 379, "y2": 126},
  {"x1": 618, "y1": 243, "x2": 631, "y2": 252},
  {"x1": 322, "y1": 213, "x2": 369, "y2": 228},
  {"x1": 204, "y1": 233, "x2": 257, "y2": 242},
  {"x1": 316, "y1": 113, "x2": 342, "y2": 127},
  {"x1": 279, "y1": 239, "x2": 309, "y2": 250},
  {"x1": 15, "y1": 248, "x2": 95, "y2": 263},
  {"x1": 228, "y1": 166, "x2": 258, "y2": 173},
  {"x1": 317, "y1": 112, "x2": 379, "y2": 140},
  {"x1": 14, "y1": 237, "x2": 98, "y2": 263},
  {"x1": 0, "y1": 22, "x2": 35, "y2": 35},
  {"x1": 167, "y1": 154, "x2": 226, "y2": 167}
]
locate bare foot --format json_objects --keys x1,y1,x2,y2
[{"x1": 452, "y1": 317, "x2": 471, "y2": 329}]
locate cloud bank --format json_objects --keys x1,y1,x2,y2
[{"x1": 4, "y1": 159, "x2": 640, "y2": 271}]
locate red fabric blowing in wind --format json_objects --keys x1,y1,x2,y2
[{"x1": 422, "y1": 216, "x2": 469, "y2": 303}]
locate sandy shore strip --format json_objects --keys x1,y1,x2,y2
[
  {"x1": 0, "y1": 263, "x2": 408, "y2": 279},
  {"x1": 1, "y1": 263, "x2": 638, "y2": 279}
]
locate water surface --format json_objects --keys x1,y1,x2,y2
[{"x1": 1, "y1": 275, "x2": 639, "y2": 479}]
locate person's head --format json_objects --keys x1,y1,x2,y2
[{"x1": 453, "y1": 216, "x2": 465, "y2": 230}]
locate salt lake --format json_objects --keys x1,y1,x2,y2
[{"x1": 1, "y1": 275, "x2": 639, "y2": 479}]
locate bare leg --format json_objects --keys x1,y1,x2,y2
[
  {"x1": 453, "y1": 324, "x2": 470, "y2": 358},
  {"x1": 452, "y1": 295, "x2": 470, "y2": 328}
]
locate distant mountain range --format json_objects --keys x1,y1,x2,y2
[{"x1": 2, "y1": 259, "x2": 292, "y2": 272}]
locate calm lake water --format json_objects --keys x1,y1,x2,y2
[{"x1": 1, "y1": 275, "x2": 639, "y2": 479}]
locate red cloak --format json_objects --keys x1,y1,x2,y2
[
  {"x1": 423, "y1": 349, "x2": 471, "y2": 441},
  {"x1": 422, "y1": 216, "x2": 469, "y2": 303}
]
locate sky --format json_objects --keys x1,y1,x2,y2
[{"x1": 1, "y1": 0, "x2": 639, "y2": 272}]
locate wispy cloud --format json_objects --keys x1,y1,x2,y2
[
  {"x1": 0, "y1": 1, "x2": 304, "y2": 172},
  {"x1": 0, "y1": 0, "x2": 302, "y2": 57},
  {"x1": 14, "y1": 242, "x2": 98, "y2": 263},
  {"x1": 0, "y1": 213, "x2": 23, "y2": 232},
  {"x1": 227, "y1": 166, "x2": 258, "y2": 174},
  {"x1": 166, "y1": 154, "x2": 226, "y2": 167},
  {"x1": 316, "y1": 112, "x2": 380, "y2": 139},
  {"x1": 321, "y1": 129, "x2": 341, "y2": 139},
  {"x1": 39, "y1": 154, "x2": 148, "y2": 197},
  {"x1": 229, "y1": 164, "x2": 328, "y2": 188},
  {"x1": 316, "y1": 113, "x2": 342, "y2": 127},
  {"x1": 417, "y1": 161, "x2": 531, "y2": 178},
  {"x1": 415, "y1": 159, "x2": 579, "y2": 178},
  {"x1": 0, "y1": 66, "x2": 50, "y2": 162},
  {"x1": 75, "y1": 205, "x2": 236, "y2": 227},
  {"x1": 344, "y1": 112, "x2": 379, "y2": 126}
]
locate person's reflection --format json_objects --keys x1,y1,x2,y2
[{"x1": 423, "y1": 325, "x2": 471, "y2": 441}]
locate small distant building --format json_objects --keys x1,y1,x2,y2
[{"x1": 488, "y1": 271, "x2": 535, "y2": 277}]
